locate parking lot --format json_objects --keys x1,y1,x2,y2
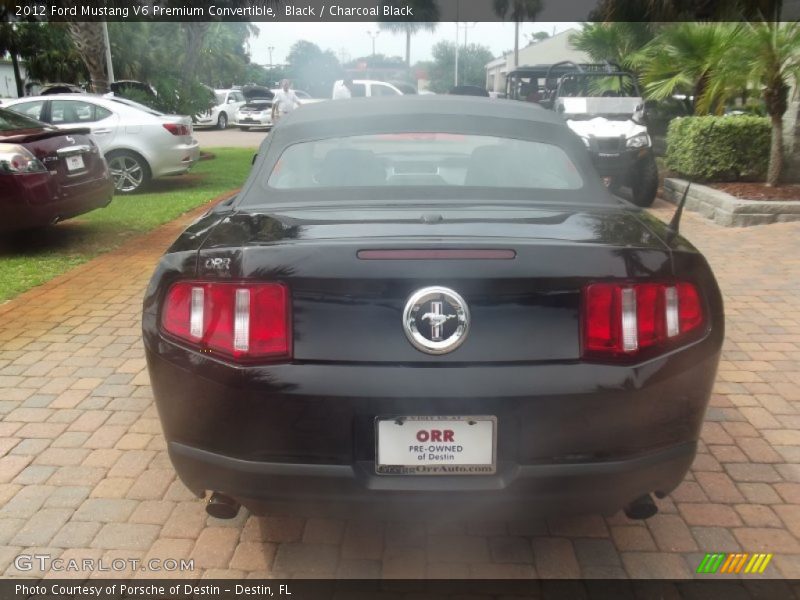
[{"x1": 0, "y1": 197, "x2": 798, "y2": 580}]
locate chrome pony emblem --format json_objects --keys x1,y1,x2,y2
[{"x1": 403, "y1": 287, "x2": 470, "y2": 354}]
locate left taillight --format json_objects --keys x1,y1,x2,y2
[
  {"x1": 0, "y1": 143, "x2": 47, "y2": 174},
  {"x1": 582, "y1": 281, "x2": 705, "y2": 361},
  {"x1": 161, "y1": 281, "x2": 291, "y2": 362},
  {"x1": 162, "y1": 123, "x2": 191, "y2": 136}
]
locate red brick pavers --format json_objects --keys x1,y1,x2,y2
[{"x1": 0, "y1": 197, "x2": 799, "y2": 579}]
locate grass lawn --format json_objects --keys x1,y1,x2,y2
[{"x1": 0, "y1": 147, "x2": 255, "y2": 303}]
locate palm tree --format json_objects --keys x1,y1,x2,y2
[
  {"x1": 378, "y1": 0, "x2": 440, "y2": 67},
  {"x1": 379, "y1": 22, "x2": 438, "y2": 67},
  {"x1": 717, "y1": 20, "x2": 800, "y2": 185},
  {"x1": 631, "y1": 22, "x2": 743, "y2": 115},
  {"x1": 492, "y1": 0, "x2": 542, "y2": 67},
  {"x1": 569, "y1": 22, "x2": 653, "y2": 69}
]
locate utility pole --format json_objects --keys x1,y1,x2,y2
[
  {"x1": 454, "y1": 24, "x2": 459, "y2": 86},
  {"x1": 267, "y1": 46, "x2": 274, "y2": 68},
  {"x1": 454, "y1": 0, "x2": 460, "y2": 87},
  {"x1": 463, "y1": 22, "x2": 476, "y2": 47}
]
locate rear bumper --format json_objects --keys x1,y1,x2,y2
[
  {"x1": 0, "y1": 173, "x2": 113, "y2": 232},
  {"x1": 145, "y1": 327, "x2": 720, "y2": 516},
  {"x1": 152, "y1": 140, "x2": 200, "y2": 177},
  {"x1": 169, "y1": 439, "x2": 696, "y2": 517}
]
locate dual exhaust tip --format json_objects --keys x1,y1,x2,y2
[
  {"x1": 206, "y1": 492, "x2": 240, "y2": 519},
  {"x1": 204, "y1": 490, "x2": 659, "y2": 521}
]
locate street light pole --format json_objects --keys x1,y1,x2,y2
[
  {"x1": 366, "y1": 30, "x2": 379, "y2": 56},
  {"x1": 267, "y1": 46, "x2": 274, "y2": 68},
  {"x1": 454, "y1": 23, "x2": 459, "y2": 87}
]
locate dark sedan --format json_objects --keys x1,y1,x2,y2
[
  {"x1": 143, "y1": 96, "x2": 723, "y2": 520},
  {"x1": 0, "y1": 107, "x2": 113, "y2": 233}
]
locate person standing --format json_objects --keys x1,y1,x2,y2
[
  {"x1": 333, "y1": 77, "x2": 354, "y2": 100},
  {"x1": 272, "y1": 79, "x2": 300, "y2": 123}
]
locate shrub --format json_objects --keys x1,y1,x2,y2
[{"x1": 665, "y1": 115, "x2": 770, "y2": 181}]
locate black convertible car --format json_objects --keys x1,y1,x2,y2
[{"x1": 143, "y1": 96, "x2": 723, "y2": 520}]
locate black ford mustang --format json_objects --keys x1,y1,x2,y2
[{"x1": 143, "y1": 96, "x2": 723, "y2": 520}]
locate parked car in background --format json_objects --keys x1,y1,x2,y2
[
  {"x1": 0, "y1": 107, "x2": 113, "y2": 232},
  {"x1": 237, "y1": 85, "x2": 274, "y2": 131},
  {"x1": 194, "y1": 89, "x2": 246, "y2": 130},
  {"x1": 269, "y1": 88, "x2": 324, "y2": 106},
  {"x1": 31, "y1": 83, "x2": 85, "y2": 95},
  {"x1": 109, "y1": 80, "x2": 158, "y2": 101},
  {"x1": 330, "y1": 79, "x2": 413, "y2": 98},
  {"x1": 4, "y1": 94, "x2": 199, "y2": 193}
]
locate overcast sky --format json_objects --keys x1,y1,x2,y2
[{"x1": 250, "y1": 22, "x2": 580, "y2": 66}]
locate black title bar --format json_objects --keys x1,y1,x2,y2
[{"x1": 8, "y1": 0, "x2": 800, "y2": 22}]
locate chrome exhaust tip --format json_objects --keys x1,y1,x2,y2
[
  {"x1": 624, "y1": 493, "x2": 658, "y2": 520},
  {"x1": 206, "y1": 492, "x2": 240, "y2": 519}
]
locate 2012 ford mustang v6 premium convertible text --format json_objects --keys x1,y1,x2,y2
[{"x1": 143, "y1": 96, "x2": 723, "y2": 520}]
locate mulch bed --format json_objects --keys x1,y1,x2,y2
[{"x1": 710, "y1": 182, "x2": 800, "y2": 201}]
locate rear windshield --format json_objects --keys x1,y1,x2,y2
[
  {"x1": 0, "y1": 107, "x2": 47, "y2": 131},
  {"x1": 266, "y1": 133, "x2": 583, "y2": 190}
]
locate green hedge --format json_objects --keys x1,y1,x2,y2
[{"x1": 665, "y1": 115, "x2": 770, "y2": 181}]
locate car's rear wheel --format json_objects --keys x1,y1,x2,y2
[
  {"x1": 630, "y1": 154, "x2": 659, "y2": 207},
  {"x1": 106, "y1": 150, "x2": 151, "y2": 194},
  {"x1": 217, "y1": 112, "x2": 228, "y2": 130}
]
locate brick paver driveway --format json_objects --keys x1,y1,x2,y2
[{"x1": 1, "y1": 199, "x2": 799, "y2": 580}]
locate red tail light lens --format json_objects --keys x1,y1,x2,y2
[
  {"x1": 162, "y1": 123, "x2": 190, "y2": 136},
  {"x1": 582, "y1": 282, "x2": 705, "y2": 360},
  {"x1": 161, "y1": 281, "x2": 291, "y2": 361}
]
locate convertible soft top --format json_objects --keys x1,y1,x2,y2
[
  {"x1": 238, "y1": 94, "x2": 609, "y2": 207},
  {"x1": 281, "y1": 94, "x2": 563, "y2": 125}
]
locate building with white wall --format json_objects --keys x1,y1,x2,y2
[{"x1": 0, "y1": 59, "x2": 27, "y2": 99}]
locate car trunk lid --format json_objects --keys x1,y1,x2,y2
[{"x1": 196, "y1": 204, "x2": 672, "y2": 363}]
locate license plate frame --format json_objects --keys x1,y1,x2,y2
[
  {"x1": 374, "y1": 415, "x2": 497, "y2": 475},
  {"x1": 65, "y1": 154, "x2": 85, "y2": 172}
]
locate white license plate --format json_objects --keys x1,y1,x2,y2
[
  {"x1": 65, "y1": 155, "x2": 85, "y2": 171},
  {"x1": 375, "y1": 416, "x2": 496, "y2": 475}
]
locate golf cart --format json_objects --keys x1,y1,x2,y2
[{"x1": 506, "y1": 62, "x2": 658, "y2": 207}]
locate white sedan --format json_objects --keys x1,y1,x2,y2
[
  {"x1": 4, "y1": 94, "x2": 200, "y2": 193},
  {"x1": 194, "y1": 89, "x2": 246, "y2": 130}
]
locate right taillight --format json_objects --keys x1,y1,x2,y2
[
  {"x1": 582, "y1": 281, "x2": 705, "y2": 360},
  {"x1": 161, "y1": 281, "x2": 291, "y2": 362},
  {"x1": 162, "y1": 123, "x2": 191, "y2": 136}
]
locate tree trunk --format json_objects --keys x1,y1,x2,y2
[
  {"x1": 67, "y1": 22, "x2": 109, "y2": 94},
  {"x1": 10, "y1": 48, "x2": 23, "y2": 97},
  {"x1": 767, "y1": 114, "x2": 784, "y2": 186},
  {"x1": 182, "y1": 22, "x2": 211, "y2": 85},
  {"x1": 405, "y1": 30, "x2": 411, "y2": 67},
  {"x1": 764, "y1": 79, "x2": 789, "y2": 186}
]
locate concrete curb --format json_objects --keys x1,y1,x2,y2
[{"x1": 662, "y1": 178, "x2": 800, "y2": 227}]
